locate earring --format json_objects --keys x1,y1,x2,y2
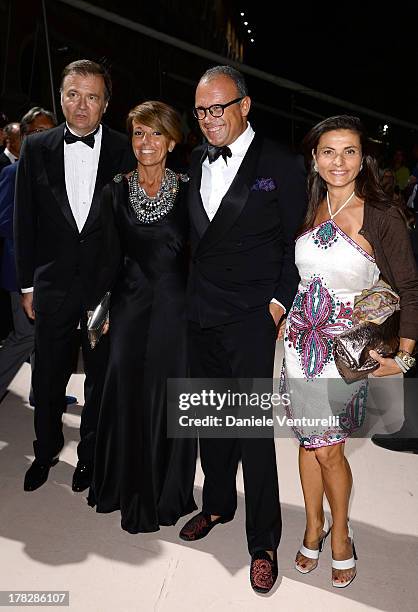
[
  {"x1": 360, "y1": 161, "x2": 363, "y2": 171},
  {"x1": 314, "y1": 163, "x2": 319, "y2": 172}
]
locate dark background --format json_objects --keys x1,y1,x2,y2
[
  {"x1": 1, "y1": 0, "x2": 417, "y2": 157},
  {"x1": 244, "y1": 4, "x2": 416, "y2": 121}
]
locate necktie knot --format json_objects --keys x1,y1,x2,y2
[
  {"x1": 64, "y1": 126, "x2": 99, "y2": 148},
  {"x1": 207, "y1": 144, "x2": 232, "y2": 164}
]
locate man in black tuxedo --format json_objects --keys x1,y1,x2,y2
[
  {"x1": 179, "y1": 66, "x2": 307, "y2": 593},
  {"x1": 15, "y1": 60, "x2": 134, "y2": 492}
]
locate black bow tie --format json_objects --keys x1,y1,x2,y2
[
  {"x1": 64, "y1": 126, "x2": 99, "y2": 148},
  {"x1": 207, "y1": 144, "x2": 232, "y2": 164}
]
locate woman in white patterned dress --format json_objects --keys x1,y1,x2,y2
[{"x1": 282, "y1": 116, "x2": 418, "y2": 588}]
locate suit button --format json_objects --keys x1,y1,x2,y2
[
  {"x1": 226, "y1": 267, "x2": 233, "y2": 271},
  {"x1": 79, "y1": 239, "x2": 85, "y2": 244},
  {"x1": 236, "y1": 241, "x2": 243, "y2": 246}
]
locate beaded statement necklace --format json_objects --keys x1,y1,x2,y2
[{"x1": 128, "y1": 168, "x2": 179, "y2": 224}]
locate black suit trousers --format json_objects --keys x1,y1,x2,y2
[
  {"x1": 188, "y1": 308, "x2": 281, "y2": 554},
  {"x1": 32, "y1": 275, "x2": 108, "y2": 465}
]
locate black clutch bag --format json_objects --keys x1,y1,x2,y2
[
  {"x1": 87, "y1": 291, "x2": 111, "y2": 349},
  {"x1": 333, "y1": 281, "x2": 400, "y2": 383}
]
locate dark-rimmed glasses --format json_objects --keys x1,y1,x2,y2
[
  {"x1": 28, "y1": 127, "x2": 49, "y2": 134},
  {"x1": 193, "y1": 97, "x2": 243, "y2": 120}
]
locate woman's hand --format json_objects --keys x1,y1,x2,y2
[{"x1": 369, "y1": 350, "x2": 402, "y2": 376}]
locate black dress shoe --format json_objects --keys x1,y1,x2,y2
[
  {"x1": 179, "y1": 511, "x2": 234, "y2": 541},
  {"x1": 29, "y1": 395, "x2": 77, "y2": 409},
  {"x1": 250, "y1": 549, "x2": 278, "y2": 594},
  {"x1": 371, "y1": 432, "x2": 418, "y2": 453},
  {"x1": 24, "y1": 458, "x2": 59, "y2": 492},
  {"x1": 72, "y1": 463, "x2": 92, "y2": 492}
]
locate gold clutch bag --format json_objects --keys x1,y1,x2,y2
[
  {"x1": 333, "y1": 280, "x2": 400, "y2": 383},
  {"x1": 87, "y1": 291, "x2": 111, "y2": 349}
]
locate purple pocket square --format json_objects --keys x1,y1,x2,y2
[{"x1": 251, "y1": 177, "x2": 277, "y2": 192}]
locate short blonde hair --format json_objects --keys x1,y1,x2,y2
[{"x1": 127, "y1": 100, "x2": 182, "y2": 144}]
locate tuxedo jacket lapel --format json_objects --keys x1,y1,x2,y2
[
  {"x1": 43, "y1": 125, "x2": 78, "y2": 232},
  {"x1": 81, "y1": 125, "x2": 113, "y2": 236},
  {"x1": 196, "y1": 134, "x2": 262, "y2": 256},
  {"x1": 189, "y1": 147, "x2": 210, "y2": 239}
]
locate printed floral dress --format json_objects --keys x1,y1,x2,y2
[{"x1": 281, "y1": 219, "x2": 380, "y2": 448}]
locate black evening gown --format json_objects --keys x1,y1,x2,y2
[{"x1": 88, "y1": 175, "x2": 197, "y2": 533}]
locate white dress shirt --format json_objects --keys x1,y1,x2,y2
[
  {"x1": 22, "y1": 124, "x2": 102, "y2": 294},
  {"x1": 199, "y1": 122, "x2": 285, "y2": 314},
  {"x1": 3, "y1": 148, "x2": 17, "y2": 164},
  {"x1": 64, "y1": 123, "x2": 102, "y2": 232},
  {"x1": 200, "y1": 123, "x2": 255, "y2": 221}
]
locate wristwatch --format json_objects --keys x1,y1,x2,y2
[{"x1": 396, "y1": 350, "x2": 416, "y2": 371}]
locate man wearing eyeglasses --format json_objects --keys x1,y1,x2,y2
[
  {"x1": 0, "y1": 108, "x2": 56, "y2": 402},
  {"x1": 180, "y1": 65, "x2": 307, "y2": 593}
]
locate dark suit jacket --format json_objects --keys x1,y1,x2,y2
[
  {"x1": 0, "y1": 163, "x2": 18, "y2": 291},
  {"x1": 0, "y1": 151, "x2": 12, "y2": 174},
  {"x1": 187, "y1": 134, "x2": 307, "y2": 328},
  {"x1": 14, "y1": 123, "x2": 135, "y2": 313}
]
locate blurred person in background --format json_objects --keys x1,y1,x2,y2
[
  {"x1": 0, "y1": 112, "x2": 9, "y2": 151},
  {"x1": 0, "y1": 122, "x2": 21, "y2": 173},
  {"x1": 0, "y1": 108, "x2": 68, "y2": 406},
  {"x1": 390, "y1": 148, "x2": 410, "y2": 193}
]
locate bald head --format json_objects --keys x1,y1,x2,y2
[{"x1": 195, "y1": 71, "x2": 251, "y2": 147}]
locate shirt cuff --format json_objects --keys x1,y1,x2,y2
[
  {"x1": 270, "y1": 298, "x2": 286, "y2": 314},
  {"x1": 21, "y1": 287, "x2": 34, "y2": 293}
]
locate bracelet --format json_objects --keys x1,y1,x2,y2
[
  {"x1": 395, "y1": 350, "x2": 416, "y2": 371},
  {"x1": 394, "y1": 355, "x2": 409, "y2": 373}
]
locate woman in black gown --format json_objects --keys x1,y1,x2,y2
[{"x1": 88, "y1": 101, "x2": 196, "y2": 533}]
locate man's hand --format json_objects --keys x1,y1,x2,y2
[
  {"x1": 277, "y1": 318, "x2": 287, "y2": 340},
  {"x1": 269, "y1": 302, "x2": 285, "y2": 327},
  {"x1": 21, "y1": 292, "x2": 35, "y2": 320}
]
